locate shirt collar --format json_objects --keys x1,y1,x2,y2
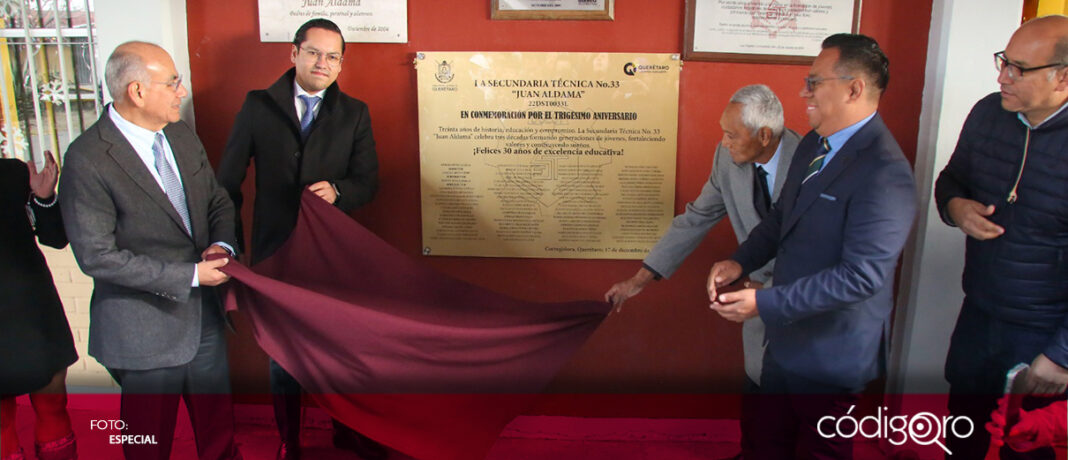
[
  {"x1": 108, "y1": 104, "x2": 162, "y2": 149},
  {"x1": 1017, "y1": 100, "x2": 1068, "y2": 129},
  {"x1": 293, "y1": 79, "x2": 326, "y2": 100},
  {"x1": 824, "y1": 111, "x2": 876, "y2": 154},
  {"x1": 756, "y1": 136, "x2": 784, "y2": 177}
]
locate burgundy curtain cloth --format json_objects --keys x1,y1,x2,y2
[{"x1": 221, "y1": 190, "x2": 610, "y2": 460}]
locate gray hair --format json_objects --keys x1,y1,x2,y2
[
  {"x1": 104, "y1": 42, "x2": 152, "y2": 102},
  {"x1": 1053, "y1": 35, "x2": 1068, "y2": 79},
  {"x1": 728, "y1": 84, "x2": 784, "y2": 138}
]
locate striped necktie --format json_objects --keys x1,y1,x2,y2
[
  {"x1": 802, "y1": 137, "x2": 831, "y2": 184},
  {"x1": 298, "y1": 94, "x2": 320, "y2": 140},
  {"x1": 152, "y1": 133, "x2": 191, "y2": 235}
]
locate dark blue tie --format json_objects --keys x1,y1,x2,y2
[
  {"x1": 803, "y1": 137, "x2": 831, "y2": 184},
  {"x1": 298, "y1": 94, "x2": 320, "y2": 140},
  {"x1": 753, "y1": 164, "x2": 771, "y2": 218}
]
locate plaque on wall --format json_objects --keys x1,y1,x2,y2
[
  {"x1": 491, "y1": 0, "x2": 614, "y2": 20},
  {"x1": 684, "y1": 0, "x2": 861, "y2": 64},
  {"x1": 416, "y1": 52, "x2": 680, "y2": 259},
  {"x1": 258, "y1": 0, "x2": 408, "y2": 43}
]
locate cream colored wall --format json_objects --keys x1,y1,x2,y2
[{"x1": 42, "y1": 246, "x2": 115, "y2": 388}]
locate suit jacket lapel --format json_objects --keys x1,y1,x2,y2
[
  {"x1": 267, "y1": 69, "x2": 302, "y2": 134},
  {"x1": 311, "y1": 82, "x2": 337, "y2": 130},
  {"x1": 772, "y1": 130, "x2": 801, "y2": 199},
  {"x1": 782, "y1": 143, "x2": 858, "y2": 234},
  {"x1": 780, "y1": 116, "x2": 881, "y2": 236},
  {"x1": 730, "y1": 158, "x2": 761, "y2": 227},
  {"x1": 98, "y1": 114, "x2": 191, "y2": 239}
]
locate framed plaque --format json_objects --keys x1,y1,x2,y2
[
  {"x1": 258, "y1": 0, "x2": 408, "y2": 43},
  {"x1": 491, "y1": 0, "x2": 614, "y2": 20},
  {"x1": 416, "y1": 52, "x2": 679, "y2": 259},
  {"x1": 684, "y1": 0, "x2": 861, "y2": 64}
]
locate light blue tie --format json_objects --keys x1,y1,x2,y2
[
  {"x1": 152, "y1": 133, "x2": 191, "y2": 235},
  {"x1": 298, "y1": 94, "x2": 320, "y2": 140}
]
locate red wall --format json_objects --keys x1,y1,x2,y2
[{"x1": 186, "y1": 0, "x2": 932, "y2": 413}]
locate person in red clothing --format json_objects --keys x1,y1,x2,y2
[{"x1": 987, "y1": 396, "x2": 1067, "y2": 454}]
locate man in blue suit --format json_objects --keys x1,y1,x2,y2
[{"x1": 707, "y1": 34, "x2": 917, "y2": 459}]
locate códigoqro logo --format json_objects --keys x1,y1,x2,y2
[{"x1": 817, "y1": 406, "x2": 974, "y2": 455}]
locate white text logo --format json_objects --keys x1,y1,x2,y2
[{"x1": 817, "y1": 405, "x2": 974, "y2": 455}]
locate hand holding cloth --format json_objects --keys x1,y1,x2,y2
[{"x1": 219, "y1": 190, "x2": 610, "y2": 460}]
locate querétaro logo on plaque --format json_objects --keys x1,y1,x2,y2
[
  {"x1": 624, "y1": 62, "x2": 669, "y2": 75},
  {"x1": 431, "y1": 60, "x2": 457, "y2": 92},
  {"x1": 435, "y1": 60, "x2": 454, "y2": 84}
]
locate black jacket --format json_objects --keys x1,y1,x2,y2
[
  {"x1": 217, "y1": 69, "x2": 379, "y2": 263},
  {"x1": 936, "y1": 92, "x2": 1068, "y2": 367},
  {"x1": 0, "y1": 158, "x2": 77, "y2": 395}
]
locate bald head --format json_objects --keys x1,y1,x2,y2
[
  {"x1": 105, "y1": 41, "x2": 170, "y2": 103},
  {"x1": 1017, "y1": 15, "x2": 1068, "y2": 65},
  {"x1": 998, "y1": 15, "x2": 1068, "y2": 124},
  {"x1": 105, "y1": 41, "x2": 187, "y2": 131}
]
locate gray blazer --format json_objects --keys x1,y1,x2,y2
[
  {"x1": 643, "y1": 129, "x2": 800, "y2": 383},
  {"x1": 59, "y1": 111, "x2": 236, "y2": 371}
]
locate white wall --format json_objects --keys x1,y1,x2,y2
[
  {"x1": 93, "y1": 0, "x2": 195, "y2": 125},
  {"x1": 888, "y1": 0, "x2": 1023, "y2": 395}
]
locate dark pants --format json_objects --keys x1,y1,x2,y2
[
  {"x1": 744, "y1": 353, "x2": 860, "y2": 460},
  {"x1": 269, "y1": 359, "x2": 359, "y2": 444},
  {"x1": 108, "y1": 306, "x2": 241, "y2": 460},
  {"x1": 945, "y1": 303, "x2": 1062, "y2": 460},
  {"x1": 269, "y1": 358, "x2": 303, "y2": 446},
  {"x1": 738, "y1": 376, "x2": 760, "y2": 456}
]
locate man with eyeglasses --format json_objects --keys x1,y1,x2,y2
[
  {"x1": 58, "y1": 41, "x2": 242, "y2": 460},
  {"x1": 935, "y1": 14, "x2": 1068, "y2": 460},
  {"x1": 706, "y1": 34, "x2": 917, "y2": 459},
  {"x1": 216, "y1": 18, "x2": 381, "y2": 460}
]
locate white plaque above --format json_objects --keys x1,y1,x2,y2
[{"x1": 258, "y1": 0, "x2": 408, "y2": 43}]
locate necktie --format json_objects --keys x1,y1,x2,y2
[
  {"x1": 298, "y1": 94, "x2": 320, "y2": 140},
  {"x1": 803, "y1": 137, "x2": 831, "y2": 184},
  {"x1": 753, "y1": 164, "x2": 771, "y2": 218},
  {"x1": 152, "y1": 133, "x2": 191, "y2": 235}
]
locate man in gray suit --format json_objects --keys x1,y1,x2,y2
[
  {"x1": 604, "y1": 84, "x2": 799, "y2": 459},
  {"x1": 59, "y1": 42, "x2": 242, "y2": 460}
]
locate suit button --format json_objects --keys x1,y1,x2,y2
[{"x1": 293, "y1": 151, "x2": 301, "y2": 158}]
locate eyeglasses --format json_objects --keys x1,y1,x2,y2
[
  {"x1": 152, "y1": 74, "x2": 183, "y2": 92},
  {"x1": 300, "y1": 47, "x2": 343, "y2": 67},
  {"x1": 994, "y1": 51, "x2": 1066, "y2": 80},
  {"x1": 803, "y1": 75, "x2": 853, "y2": 93}
]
